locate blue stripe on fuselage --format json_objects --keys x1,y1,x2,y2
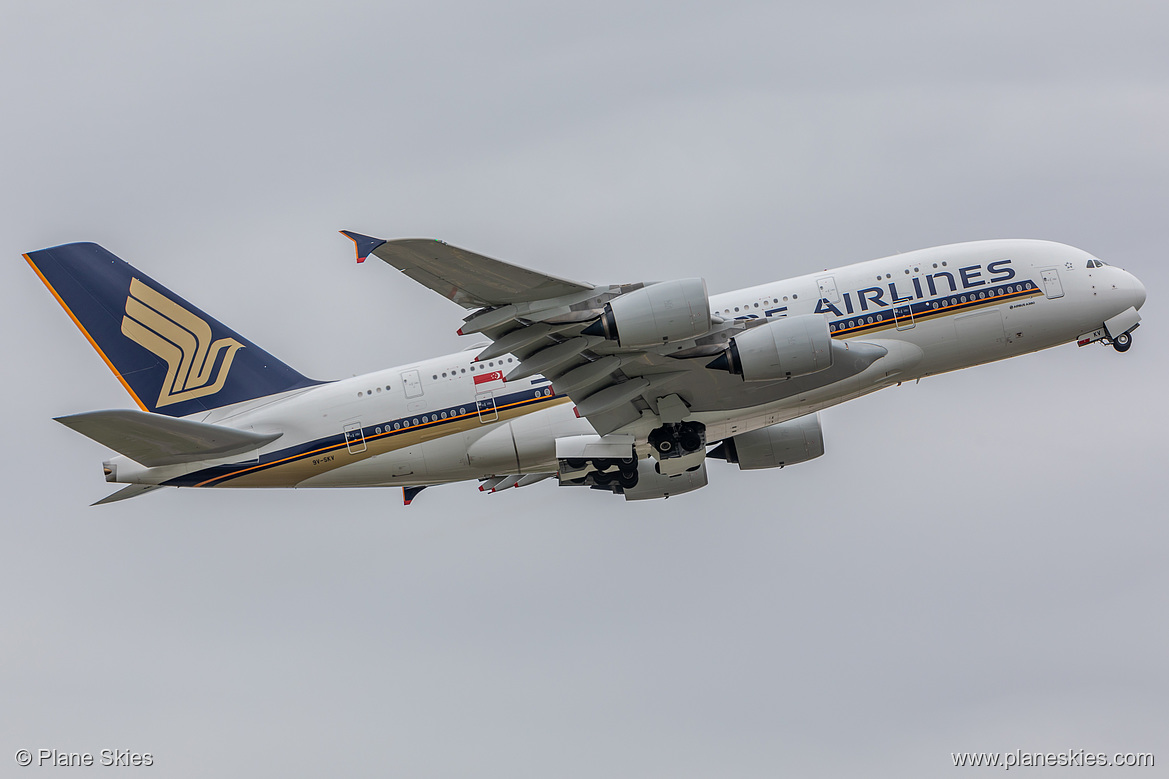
[{"x1": 165, "y1": 384, "x2": 563, "y2": 487}]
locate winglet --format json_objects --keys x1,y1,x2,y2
[
  {"x1": 403, "y1": 485, "x2": 427, "y2": 505},
  {"x1": 340, "y1": 230, "x2": 387, "y2": 263}
]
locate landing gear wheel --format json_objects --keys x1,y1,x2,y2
[{"x1": 1113, "y1": 331, "x2": 1132, "y2": 352}]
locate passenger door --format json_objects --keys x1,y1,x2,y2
[{"x1": 1040, "y1": 269, "x2": 1064, "y2": 299}]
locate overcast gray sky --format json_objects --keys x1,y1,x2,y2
[{"x1": 2, "y1": 1, "x2": 1167, "y2": 776}]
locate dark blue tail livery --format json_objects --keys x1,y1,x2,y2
[{"x1": 25, "y1": 242, "x2": 323, "y2": 416}]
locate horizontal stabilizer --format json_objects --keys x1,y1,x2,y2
[
  {"x1": 93, "y1": 483, "x2": 162, "y2": 506},
  {"x1": 56, "y1": 409, "x2": 282, "y2": 467}
]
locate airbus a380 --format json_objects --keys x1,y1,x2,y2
[{"x1": 25, "y1": 233, "x2": 1145, "y2": 504}]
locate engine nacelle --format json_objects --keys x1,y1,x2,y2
[
  {"x1": 707, "y1": 314, "x2": 832, "y2": 381},
  {"x1": 583, "y1": 278, "x2": 711, "y2": 347},
  {"x1": 621, "y1": 459, "x2": 708, "y2": 500},
  {"x1": 709, "y1": 414, "x2": 824, "y2": 470}
]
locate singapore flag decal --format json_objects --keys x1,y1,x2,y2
[{"x1": 473, "y1": 369, "x2": 505, "y2": 388}]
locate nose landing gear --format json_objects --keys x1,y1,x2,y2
[{"x1": 1078, "y1": 321, "x2": 1137, "y2": 353}]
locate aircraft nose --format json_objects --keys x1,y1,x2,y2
[{"x1": 1127, "y1": 270, "x2": 1147, "y2": 310}]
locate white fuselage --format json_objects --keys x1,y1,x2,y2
[{"x1": 106, "y1": 240, "x2": 1145, "y2": 490}]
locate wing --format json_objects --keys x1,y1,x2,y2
[
  {"x1": 349, "y1": 231, "x2": 751, "y2": 437},
  {"x1": 344, "y1": 233, "x2": 593, "y2": 308}
]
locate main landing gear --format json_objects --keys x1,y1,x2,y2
[
  {"x1": 648, "y1": 421, "x2": 706, "y2": 459},
  {"x1": 562, "y1": 456, "x2": 639, "y2": 489},
  {"x1": 1111, "y1": 331, "x2": 1132, "y2": 353}
]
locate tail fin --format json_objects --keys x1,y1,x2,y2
[{"x1": 25, "y1": 242, "x2": 323, "y2": 416}]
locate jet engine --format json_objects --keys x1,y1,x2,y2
[
  {"x1": 707, "y1": 314, "x2": 832, "y2": 381},
  {"x1": 708, "y1": 414, "x2": 825, "y2": 470},
  {"x1": 583, "y1": 278, "x2": 711, "y2": 347}
]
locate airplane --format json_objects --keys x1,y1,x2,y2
[{"x1": 24, "y1": 233, "x2": 1145, "y2": 505}]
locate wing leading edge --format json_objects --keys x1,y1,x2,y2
[{"x1": 345, "y1": 233, "x2": 594, "y2": 309}]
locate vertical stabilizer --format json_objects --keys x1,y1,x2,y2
[{"x1": 25, "y1": 242, "x2": 324, "y2": 416}]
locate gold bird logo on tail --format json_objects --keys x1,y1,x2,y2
[{"x1": 121, "y1": 278, "x2": 244, "y2": 408}]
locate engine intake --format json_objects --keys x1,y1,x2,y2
[
  {"x1": 707, "y1": 314, "x2": 832, "y2": 381},
  {"x1": 583, "y1": 278, "x2": 711, "y2": 347}
]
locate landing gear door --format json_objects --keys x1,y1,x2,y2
[{"x1": 1040, "y1": 269, "x2": 1064, "y2": 299}]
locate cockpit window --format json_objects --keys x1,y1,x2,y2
[{"x1": 1087, "y1": 259, "x2": 1105, "y2": 268}]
